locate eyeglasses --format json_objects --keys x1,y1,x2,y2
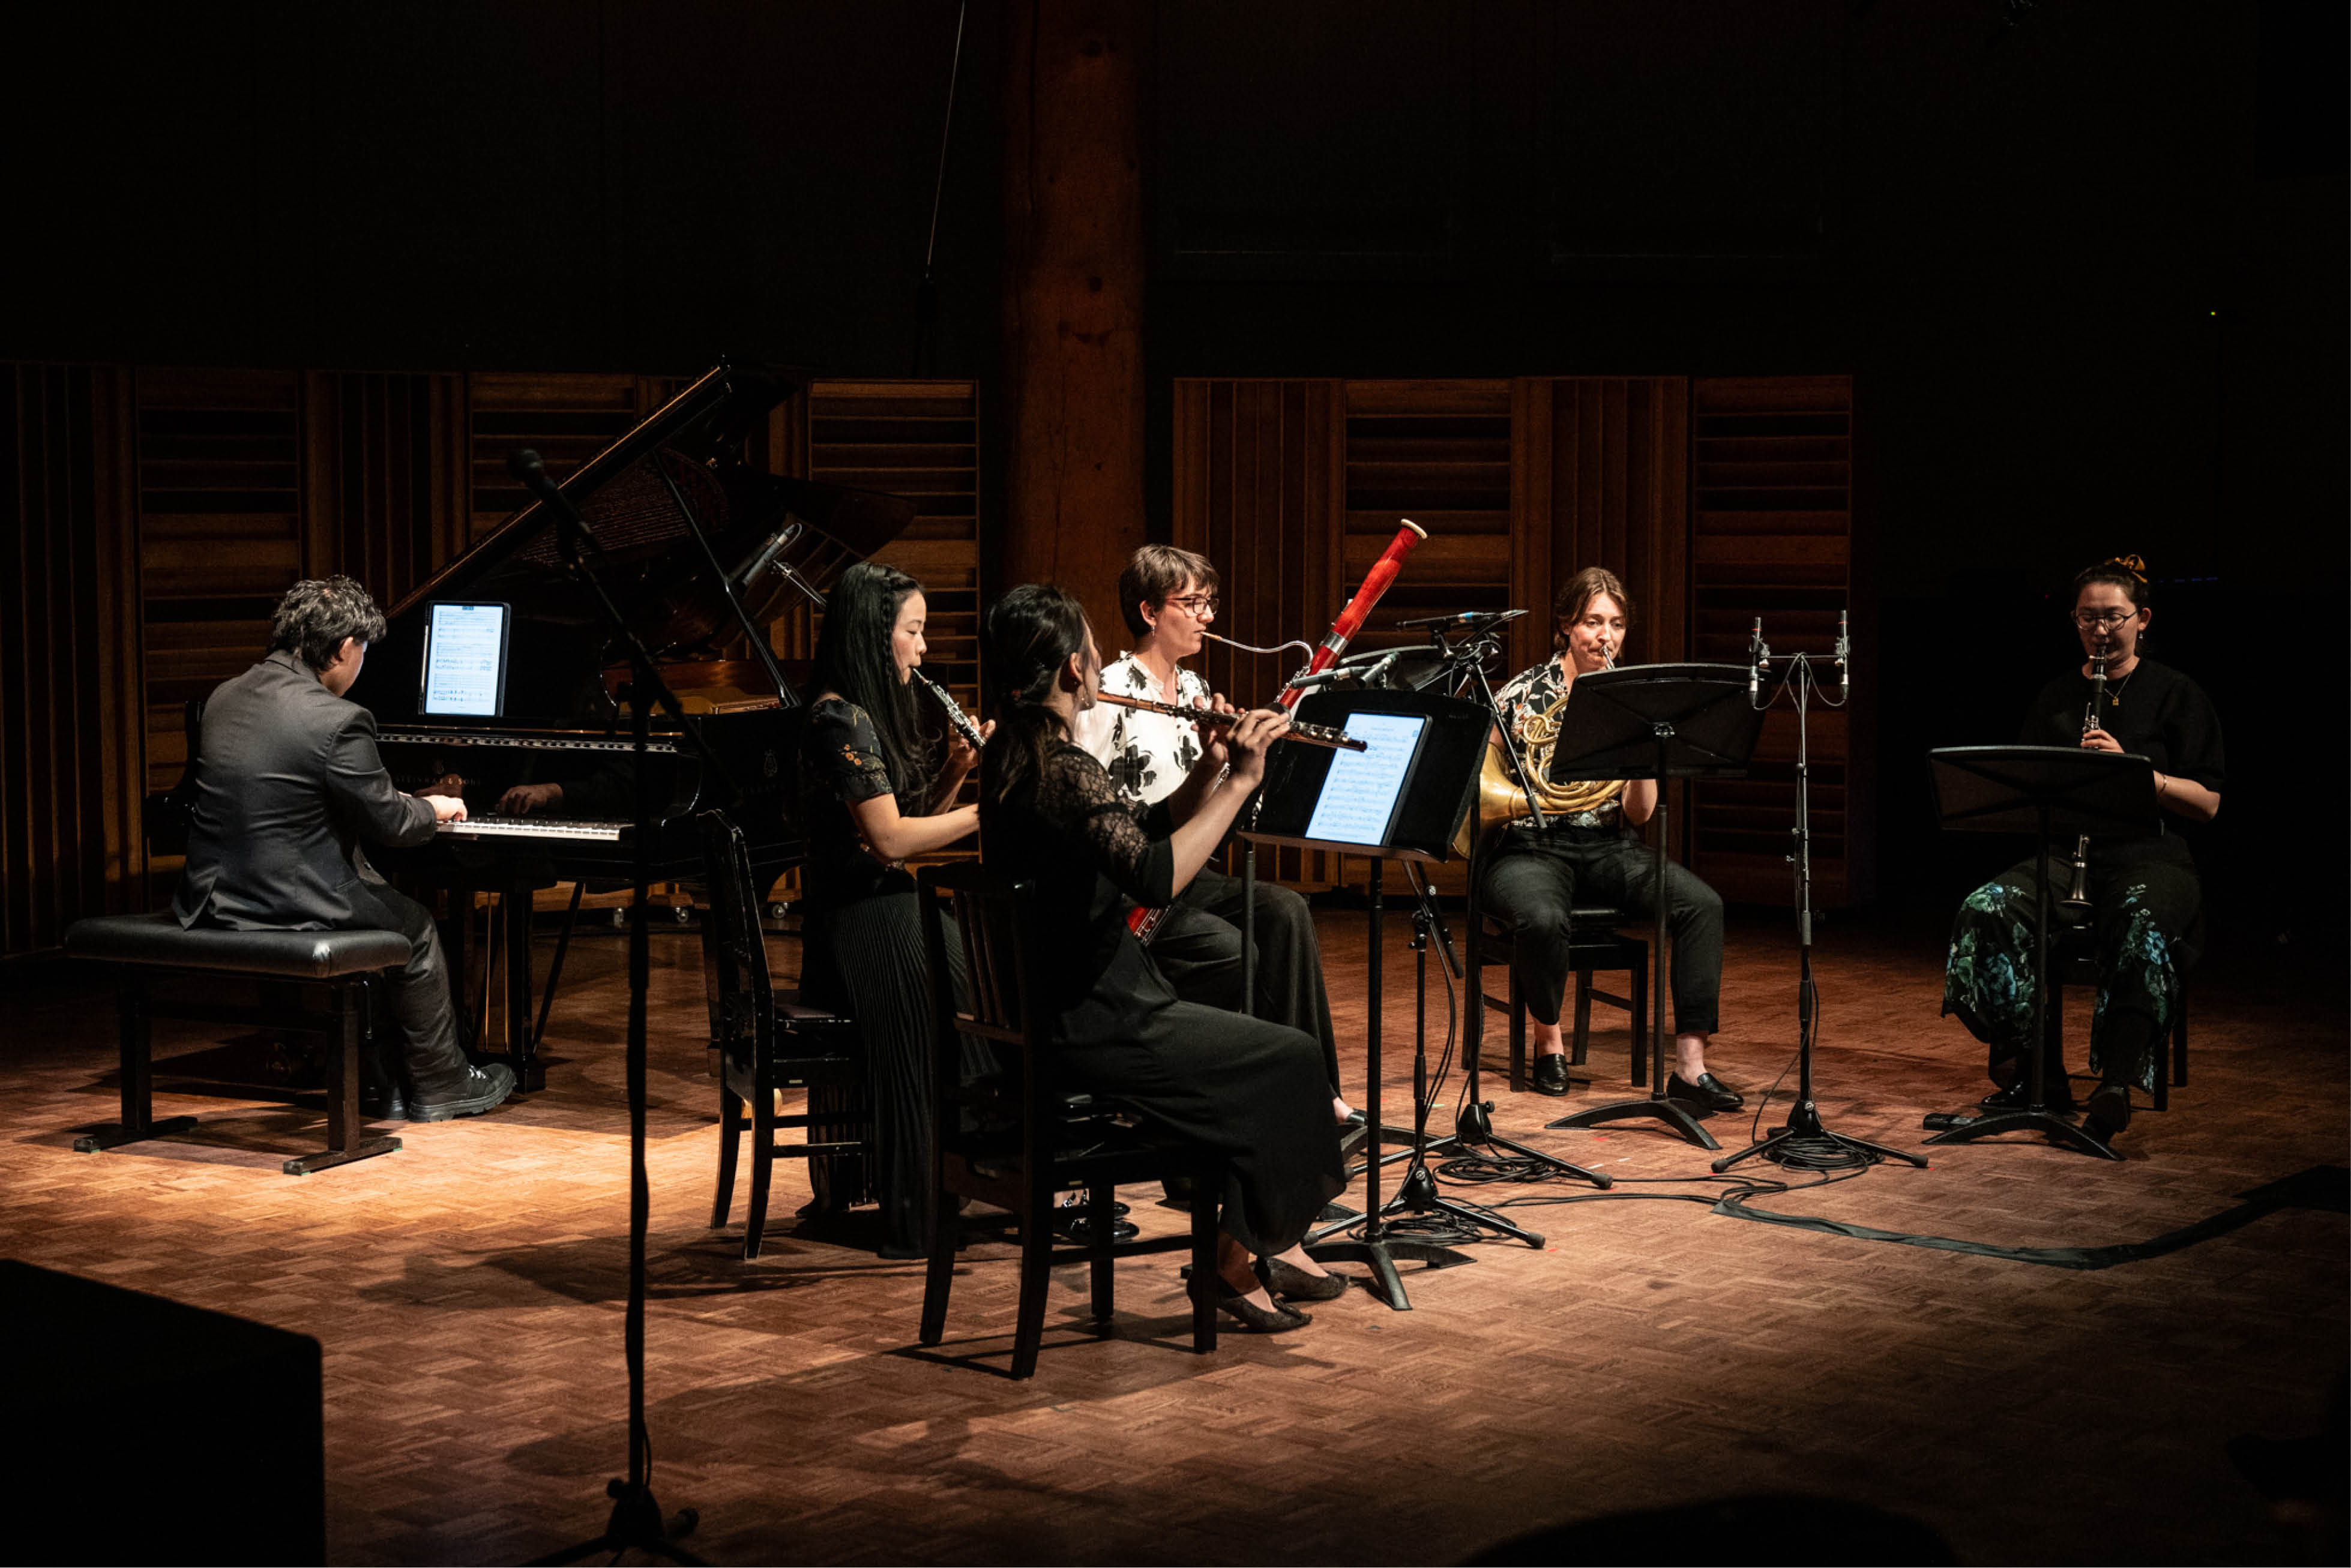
[
  {"x1": 2071, "y1": 609, "x2": 2139, "y2": 629},
  {"x1": 1164, "y1": 595, "x2": 1220, "y2": 617}
]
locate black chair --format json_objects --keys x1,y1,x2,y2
[
  {"x1": 702, "y1": 812, "x2": 865, "y2": 1260},
  {"x1": 915, "y1": 862, "x2": 1222, "y2": 1379},
  {"x1": 2046, "y1": 919, "x2": 2193, "y2": 1112},
  {"x1": 1466, "y1": 907, "x2": 1649, "y2": 1090},
  {"x1": 62, "y1": 914, "x2": 408, "y2": 1175}
]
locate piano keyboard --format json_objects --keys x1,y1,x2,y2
[{"x1": 436, "y1": 817, "x2": 630, "y2": 841}]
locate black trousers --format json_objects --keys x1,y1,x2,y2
[
  {"x1": 338, "y1": 879, "x2": 474, "y2": 1098},
  {"x1": 1147, "y1": 864, "x2": 1343, "y2": 1095},
  {"x1": 1481, "y1": 825, "x2": 1724, "y2": 1036}
]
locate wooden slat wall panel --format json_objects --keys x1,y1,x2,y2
[
  {"x1": 2, "y1": 365, "x2": 142, "y2": 956},
  {"x1": 302, "y1": 372, "x2": 469, "y2": 604},
  {"x1": 1511, "y1": 376, "x2": 1693, "y2": 858},
  {"x1": 1688, "y1": 374, "x2": 1862, "y2": 906},
  {"x1": 463, "y1": 373, "x2": 648, "y2": 543},
  {"x1": 1172, "y1": 379, "x2": 1346, "y2": 888},
  {"x1": 134, "y1": 368, "x2": 303, "y2": 810}
]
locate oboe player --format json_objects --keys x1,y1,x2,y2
[
  {"x1": 1942, "y1": 556, "x2": 2223, "y2": 1139},
  {"x1": 1068, "y1": 545, "x2": 1361, "y2": 1134}
]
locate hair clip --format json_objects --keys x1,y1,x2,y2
[{"x1": 2103, "y1": 553, "x2": 2149, "y2": 581}]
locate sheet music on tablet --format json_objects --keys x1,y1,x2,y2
[
  {"x1": 420, "y1": 602, "x2": 510, "y2": 717},
  {"x1": 1303, "y1": 712, "x2": 1427, "y2": 849}
]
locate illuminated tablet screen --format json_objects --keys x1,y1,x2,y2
[
  {"x1": 420, "y1": 601, "x2": 510, "y2": 717},
  {"x1": 1301, "y1": 712, "x2": 1428, "y2": 850}
]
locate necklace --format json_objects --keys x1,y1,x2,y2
[{"x1": 2101, "y1": 664, "x2": 2139, "y2": 712}]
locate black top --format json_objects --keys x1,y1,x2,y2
[
  {"x1": 798, "y1": 697, "x2": 918, "y2": 909},
  {"x1": 980, "y1": 740, "x2": 1178, "y2": 1024},
  {"x1": 2018, "y1": 658, "x2": 2224, "y2": 844},
  {"x1": 175, "y1": 650, "x2": 438, "y2": 930}
]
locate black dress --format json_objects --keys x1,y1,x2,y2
[
  {"x1": 798, "y1": 697, "x2": 933, "y2": 1254},
  {"x1": 1942, "y1": 658, "x2": 2225, "y2": 1093},
  {"x1": 984, "y1": 740, "x2": 1344, "y2": 1258}
]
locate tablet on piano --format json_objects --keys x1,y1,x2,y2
[{"x1": 418, "y1": 601, "x2": 512, "y2": 717}]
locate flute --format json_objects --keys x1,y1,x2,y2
[{"x1": 1092, "y1": 690, "x2": 1367, "y2": 752}]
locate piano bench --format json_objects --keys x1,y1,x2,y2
[{"x1": 62, "y1": 913, "x2": 409, "y2": 1176}]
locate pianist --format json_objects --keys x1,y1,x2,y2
[{"x1": 173, "y1": 575, "x2": 519, "y2": 1122}]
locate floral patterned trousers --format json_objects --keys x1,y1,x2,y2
[{"x1": 1942, "y1": 843, "x2": 2202, "y2": 1095}]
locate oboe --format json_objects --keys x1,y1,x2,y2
[
  {"x1": 1092, "y1": 690, "x2": 1368, "y2": 752},
  {"x1": 2057, "y1": 642, "x2": 2106, "y2": 918},
  {"x1": 912, "y1": 668, "x2": 987, "y2": 751}
]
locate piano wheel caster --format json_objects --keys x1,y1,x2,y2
[{"x1": 672, "y1": 906, "x2": 693, "y2": 924}]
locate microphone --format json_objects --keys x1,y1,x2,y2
[
  {"x1": 1748, "y1": 617, "x2": 1763, "y2": 702},
  {"x1": 1286, "y1": 668, "x2": 1349, "y2": 691},
  {"x1": 507, "y1": 446, "x2": 555, "y2": 497},
  {"x1": 1835, "y1": 610, "x2": 1850, "y2": 702}
]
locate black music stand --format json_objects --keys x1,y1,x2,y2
[
  {"x1": 1247, "y1": 690, "x2": 1511, "y2": 1310},
  {"x1": 1542, "y1": 665, "x2": 1763, "y2": 1152},
  {"x1": 1919, "y1": 745, "x2": 2158, "y2": 1162}
]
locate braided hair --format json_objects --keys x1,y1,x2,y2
[{"x1": 979, "y1": 584, "x2": 1095, "y2": 810}]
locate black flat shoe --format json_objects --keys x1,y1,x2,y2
[
  {"x1": 1667, "y1": 1071, "x2": 1743, "y2": 1113},
  {"x1": 1188, "y1": 1275, "x2": 1310, "y2": 1332},
  {"x1": 1531, "y1": 1053, "x2": 1571, "y2": 1096},
  {"x1": 2082, "y1": 1083, "x2": 2132, "y2": 1139},
  {"x1": 1979, "y1": 1078, "x2": 2076, "y2": 1114},
  {"x1": 1259, "y1": 1255, "x2": 1347, "y2": 1302}
]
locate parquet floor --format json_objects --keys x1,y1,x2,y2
[{"x1": 4, "y1": 907, "x2": 2343, "y2": 1565}]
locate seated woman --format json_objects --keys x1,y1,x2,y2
[
  {"x1": 977, "y1": 583, "x2": 1347, "y2": 1330},
  {"x1": 798, "y1": 561, "x2": 989, "y2": 1258},
  {"x1": 1943, "y1": 555, "x2": 2223, "y2": 1138},
  {"x1": 1482, "y1": 567, "x2": 1738, "y2": 1108}
]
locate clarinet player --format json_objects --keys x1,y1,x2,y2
[{"x1": 1942, "y1": 556, "x2": 2224, "y2": 1139}]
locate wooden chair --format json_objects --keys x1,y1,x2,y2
[
  {"x1": 702, "y1": 811, "x2": 866, "y2": 1259},
  {"x1": 915, "y1": 862, "x2": 1223, "y2": 1379},
  {"x1": 2046, "y1": 918, "x2": 2193, "y2": 1112},
  {"x1": 1466, "y1": 906, "x2": 1650, "y2": 1090}
]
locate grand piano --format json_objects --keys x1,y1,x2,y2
[{"x1": 346, "y1": 360, "x2": 912, "y2": 1089}]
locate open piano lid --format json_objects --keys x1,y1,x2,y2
[{"x1": 349, "y1": 359, "x2": 915, "y2": 725}]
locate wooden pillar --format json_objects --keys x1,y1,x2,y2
[{"x1": 1000, "y1": 0, "x2": 1148, "y2": 646}]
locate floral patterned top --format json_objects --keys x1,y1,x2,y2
[
  {"x1": 1493, "y1": 656, "x2": 1626, "y2": 832},
  {"x1": 797, "y1": 697, "x2": 914, "y2": 909},
  {"x1": 1069, "y1": 653, "x2": 1212, "y2": 807}
]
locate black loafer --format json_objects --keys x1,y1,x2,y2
[
  {"x1": 408, "y1": 1063, "x2": 517, "y2": 1122},
  {"x1": 1531, "y1": 1053, "x2": 1571, "y2": 1096},
  {"x1": 1667, "y1": 1071, "x2": 1744, "y2": 1113},
  {"x1": 1979, "y1": 1078, "x2": 2076, "y2": 1114},
  {"x1": 2082, "y1": 1083, "x2": 2132, "y2": 1139}
]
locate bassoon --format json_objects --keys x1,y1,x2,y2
[{"x1": 1127, "y1": 518, "x2": 1429, "y2": 943}]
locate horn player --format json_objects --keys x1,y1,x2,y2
[{"x1": 1481, "y1": 568, "x2": 1742, "y2": 1110}]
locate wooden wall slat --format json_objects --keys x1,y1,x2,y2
[
  {"x1": 3, "y1": 365, "x2": 143, "y2": 955},
  {"x1": 1688, "y1": 373, "x2": 1861, "y2": 906}
]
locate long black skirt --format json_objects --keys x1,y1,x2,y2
[{"x1": 1057, "y1": 982, "x2": 1345, "y2": 1260}]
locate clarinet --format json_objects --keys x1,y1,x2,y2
[
  {"x1": 2057, "y1": 644, "x2": 2106, "y2": 918},
  {"x1": 912, "y1": 668, "x2": 987, "y2": 751}
]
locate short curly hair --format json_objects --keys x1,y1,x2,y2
[{"x1": 269, "y1": 575, "x2": 387, "y2": 672}]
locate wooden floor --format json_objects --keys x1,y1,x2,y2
[{"x1": 5, "y1": 906, "x2": 2344, "y2": 1565}]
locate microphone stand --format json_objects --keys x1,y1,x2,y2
[
  {"x1": 513, "y1": 452, "x2": 706, "y2": 1566},
  {"x1": 1712, "y1": 624, "x2": 1924, "y2": 1175}
]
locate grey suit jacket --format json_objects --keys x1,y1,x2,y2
[{"x1": 173, "y1": 650, "x2": 437, "y2": 930}]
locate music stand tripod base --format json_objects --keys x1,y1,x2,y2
[
  {"x1": 1547, "y1": 1093, "x2": 1722, "y2": 1151},
  {"x1": 1306, "y1": 1228, "x2": 1477, "y2": 1314},
  {"x1": 1922, "y1": 1108, "x2": 2121, "y2": 1161}
]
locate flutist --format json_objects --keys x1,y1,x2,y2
[
  {"x1": 1069, "y1": 545, "x2": 1362, "y2": 1142},
  {"x1": 1942, "y1": 556, "x2": 2223, "y2": 1140}
]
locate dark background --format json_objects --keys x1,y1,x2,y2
[{"x1": 5, "y1": 0, "x2": 2343, "y2": 949}]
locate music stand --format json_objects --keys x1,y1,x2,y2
[
  {"x1": 1245, "y1": 689, "x2": 1513, "y2": 1309},
  {"x1": 1541, "y1": 665, "x2": 1763, "y2": 1152},
  {"x1": 1919, "y1": 745, "x2": 2158, "y2": 1161}
]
